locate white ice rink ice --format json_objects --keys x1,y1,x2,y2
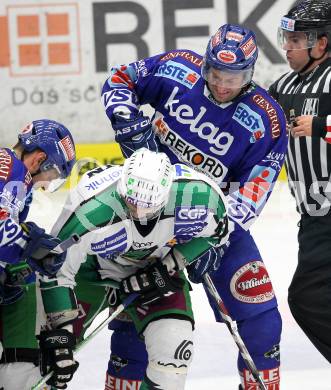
[{"x1": 29, "y1": 182, "x2": 330, "y2": 389}]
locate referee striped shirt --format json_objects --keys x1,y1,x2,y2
[{"x1": 269, "y1": 57, "x2": 331, "y2": 216}]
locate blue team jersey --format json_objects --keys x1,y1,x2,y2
[
  {"x1": 0, "y1": 148, "x2": 33, "y2": 265},
  {"x1": 102, "y1": 49, "x2": 288, "y2": 232}
]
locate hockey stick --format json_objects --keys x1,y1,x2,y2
[
  {"x1": 203, "y1": 273, "x2": 267, "y2": 390},
  {"x1": 31, "y1": 292, "x2": 139, "y2": 390}
]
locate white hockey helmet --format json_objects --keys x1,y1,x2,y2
[{"x1": 117, "y1": 148, "x2": 174, "y2": 220}]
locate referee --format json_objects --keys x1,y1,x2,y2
[{"x1": 269, "y1": 0, "x2": 331, "y2": 363}]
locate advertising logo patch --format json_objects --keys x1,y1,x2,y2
[
  {"x1": 230, "y1": 261, "x2": 274, "y2": 304},
  {"x1": 154, "y1": 115, "x2": 228, "y2": 183},
  {"x1": 155, "y1": 60, "x2": 200, "y2": 89},
  {"x1": 3, "y1": 3, "x2": 80, "y2": 76},
  {"x1": 252, "y1": 94, "x2": 281, "y2": 139},
  {"x1": 280, "y1": 16, "x2": 295, "y2": 31},
  {"x1": 217, "y1": 50, "x2": 237, "y2": 63},
  {"x1": 91, "y1": 228, "x2": 127, "y2": 260},
  {"x1": 232, "y1": 103, "x2": 265, "y2": 143},
  {"x1": 240, "y1": 36, "x2": 257, "y2": 59}
]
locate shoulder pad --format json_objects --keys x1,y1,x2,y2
[{"x1": 77, "y1": 165, "x2": 123, "y2": 200}]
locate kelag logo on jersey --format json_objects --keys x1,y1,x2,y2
[
  {"x1": 155, "y1": 60, "x2": 200, "y2": 89},
  {"x1": 91, "y1": 228, "x2": 127, "y2": 260},
  {"x1": 232, "y1": 103, "x2": 265, "y2": 143},
  {"x1": 174, "y1": 206, "x2": 208, "y2": 241}
]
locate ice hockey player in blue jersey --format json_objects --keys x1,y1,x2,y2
[
  {"x1": 102, "y1": 23, "x2": 288, "y2": 389},
  {"x1": 0, "y1": 119, "x2": 76, "y2": 305}
]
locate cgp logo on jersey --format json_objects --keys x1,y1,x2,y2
[
  {"x1": 2, "y1": 3, "x2": 80, "y2": 76},
  {"x1": 174, "y1": 206, "x2": 208, "y2": 241},
  {"x1": 91, "y1": 228, "x2": 127, "y2": 260},
  {"x1": 155, "y1": 60, "x2": 200, "y2": 89},
  {"x1": 230, "y1": 261, "x2": 274, "y2": 304},
  {"x1": 232, "y1": 103, "x2": 265, "y2": 143}
]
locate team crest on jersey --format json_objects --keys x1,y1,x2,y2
[
  {"x1": 155, "y1": 60, "x2": 200, "y2": 89},
  {"x1": 232, "y1": 103, "x2": 265, "y2": 143},
  {"x1": 230, "y1": 261, "x2": 274, "y2": 304},
  {"x1": 153, "y1": 115, "x2": 228, "y2": 184}
]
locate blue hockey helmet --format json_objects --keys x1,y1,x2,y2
[
  {"x1": 18, "y1": 119, "x2": 76, "y2": 191},
  {"x1": 202, "y1": 24, "x2": 258, "y2": 88}
]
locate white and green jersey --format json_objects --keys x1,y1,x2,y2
[{"x1": 41, "y1": 163, "x2": 229, "y2": 319}]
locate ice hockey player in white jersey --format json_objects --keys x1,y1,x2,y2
[{"x1": 38, "y1": 148, "x2": 230, "y2": 390}]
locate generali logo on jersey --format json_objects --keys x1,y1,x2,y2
[{"x1": 0, "y1": 3, "x2": 81, "y2": 76}]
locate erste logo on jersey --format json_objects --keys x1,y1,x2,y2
[
  {"x1": 155, "y1": 60, "x2": 200, "y2": 89},
  {"x1": 164, "y1": 87, "x2": 234, "y2": 156},
  {"x1": 232, "y1": 103, "x2": 265, "y2": 143},
  {"x1": 230, "y1": 261, "x2": 274, "y2": 304},
  {"x1": 154, "y1": 115, "x2": 228, "y2": 184},
  {"x1": 91, "y1": 228, "x2": 127, "y2": 260}
]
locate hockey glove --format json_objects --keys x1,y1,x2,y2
[
  {"x1": 20, "y1": 222, "x2": 66, "y2": 277},
  {"x1": 38, "y1": 328, "x2": 79, "y2": 389},
  {"x1": 187, "y1": 246, "x2": 222, "y2": 284},
  {"x1": 0, "y1": 267, "x2": 24, "y2": 305},
  {"x1": 112, "y1": 112, "x2": 159, "y2": 157},
  {"x1": 120, "y1": 262, "x2": 184, "y2": 305}
]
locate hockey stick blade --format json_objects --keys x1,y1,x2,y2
[
  {"x1": 203, "y1": 273, "x2": 267, "y2": 390},
  {"x1": 31, "y1": 292, "x2": 139, "y2": 390}
]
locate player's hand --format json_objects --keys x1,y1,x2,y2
[
  {"x1": 291, "y1": 115, "x2": 313, "y2": 137},
  {"x1": 120, "y1": 262, "x2": 184, "y2": 305},
  {"x1": 111, "y1": 112, "x2": 159, "y2": 157},
  {"x1": 187, "y1": 247, "x2": 222, "y2": 284},
  {"x1": 20, "y1": 222, "x2": 66, "y2": 277},
  {"x1": 38, "y1": 328, "x2": 79, "y2": 389}
]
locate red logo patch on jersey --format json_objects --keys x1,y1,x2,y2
[
  {"x1": 217, "y1": 50, "x2": 237, "y2": 63},
  {"x1": 230, "y1": 261, "x2": 274, "y2": 303},
  {"x1": 59, "y1": 135, "x2": 75, "y2": 162},
  {"x1": 240, "y1": 36, "x2": 257, "y2": 59}
]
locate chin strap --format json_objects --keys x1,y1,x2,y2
[{"x1": 300, "y1": 48, "x2": 328, "y2": 74}]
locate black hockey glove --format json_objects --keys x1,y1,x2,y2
[
  {"x1": 112, "y1": 112, "x2": 159, "y2": 158},
  {"x1": 38, "y1": 328, "x2": 79, "y2": 389},
  {"x1": 20, "y1": 222, "x2": 66, "y2": 277},
  {"x1": 120, "y1": 262, "x2": 184, "y2": 305}
]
